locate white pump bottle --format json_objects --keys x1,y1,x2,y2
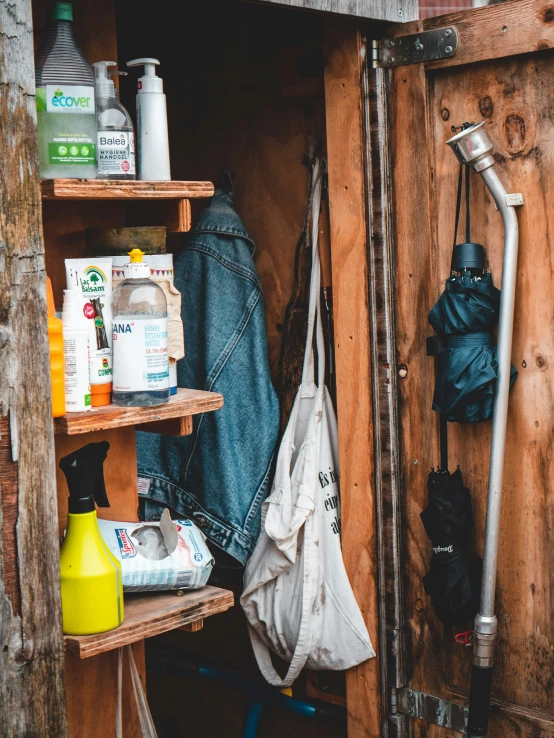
[{"x1": 126, "y1": 58, "x2": 171, "y2": 181}]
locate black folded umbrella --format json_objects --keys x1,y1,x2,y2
[
  {"x1": 422, "y1": 162, "x2": 485, "y2": 624},
  {"x1": 429, "y1": 271, "x2": 517, "y2": 423},
  {"x1": 429, "y1": 163, "x2": 517, "y2": 424},
  {"x1": 421, "y1": 467, "x2": 482, "y2": 624}
]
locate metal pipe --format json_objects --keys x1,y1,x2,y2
[
  {"x1": 446, "y1": 122, "x2": 520, "y2": 737},
  {"x1": 478, "y1": 164, "x2": 519, "y2": 622}
]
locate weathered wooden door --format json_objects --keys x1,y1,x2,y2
[{"x1": 373, "y1": 1, "x2": 554, "y2": 736}]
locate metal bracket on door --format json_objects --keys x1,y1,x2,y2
[
  {"x1": 392, "y1": 687, "x2": 468, "y2": 734},
  {"x1": 372, "y1": 27, "x2": 458, "y2": 68}
]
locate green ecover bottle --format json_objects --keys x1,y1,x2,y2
[{"x1": 35, "y1": 2, "x2": 97, "y2": 179}]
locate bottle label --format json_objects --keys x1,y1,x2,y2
[
  {"x1": 36, "y1": 86, "x2": 97, "y2": 166},
  {"x1": 63, "y1": 333, "x2": 92, "y2": 411},
  {"x1": 97, "y1": 131, "x2": 136, "y2": 175},
  {"x1": 42, "y1": 85, "x2": 96, "y2": 114},
  {"x1": 112, "y1": 318, "x2": 169, "y2": 393}
]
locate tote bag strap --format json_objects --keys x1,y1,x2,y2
[
  {"x1": 302, "y1": 159, "x2": 326, "y2": 389},
  {"x1": 249, "y1": 159, "x2": 326, "y2": 688}
]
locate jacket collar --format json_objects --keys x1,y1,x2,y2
[{"x1": 191, "y1": 187, "x2": 256, "y2": 256}]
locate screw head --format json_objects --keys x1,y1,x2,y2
[
  {"x1": 385, "y1": 39, "x2": 394, "y2": 48},
  {"x1": 388, "y1": 57, "x2": 395, "y2": 65},
  {"x1": 398, "y1": 7, "x2": 403, "y2": 16},
  {"x1": 445, "y1": 45, "x2": 453, "y2": 54},
  {"x1": 444, "y1": 28, "x2": 452, "y2": 37},
  {"x1": 414, "y1": 40, "x2": 424, "y2": 51}
]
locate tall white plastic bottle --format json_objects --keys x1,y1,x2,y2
[
  {"x1": 126, "y1": 59, "x2": 171, "y2": 181},
  {"x1": 62, "y1": 290, "x2": 91, "y2": 413}
]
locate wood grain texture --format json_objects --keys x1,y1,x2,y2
[
  {"x1": 0, "y1": 0, "x2": 67, "y2": 734},
  {"x1": 54, "y1": 388, "x2": 223, "y2": 435},
  {"x1": 323, "y1": 20, "x2": 381, "y2": 738},
  {"x1": 135, "y1": 414, "x2": 193, "y2": 436},
  {"x1": 41, "y1": 179, "x2": 215, "y2": 200},
  {"x1": 180, "y1": 617, "x2": 204, "y2": 632},
  {"x1": 249, "y1": 0, "x2": 418, "y2": 22},
  {"x1": 389, "y1": 0, "x2": 554, "y2": 71},
  {"x1": 65, "y1": 588, "x2": 234, "y2": 658},
  {"x1": 389, "y1": 10, "x2": 554, "y2": 736}
]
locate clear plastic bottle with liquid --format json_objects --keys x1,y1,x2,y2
[
  {"x1": 112, "y1": 249, "x2": 169, "y2": 406},
  {"x1": 35, "y1": 2, "x2": 97, "y2": 179}
]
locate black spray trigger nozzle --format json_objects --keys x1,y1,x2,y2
[{"x1": 59, "y1": 441, "x2": 111, "y2": 514}]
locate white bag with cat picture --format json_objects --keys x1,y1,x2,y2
[{"x1": 241, "y1": 159, "x2": 375, "y2": 687}]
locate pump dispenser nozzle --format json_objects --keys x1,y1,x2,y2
[
  {"x1": 127, "y1": 58, "x2": 163, "y2": 93},
  {"x1": 59, "y1": 440, "x2": 111, "y2": 513},
  {"x1": 93, "y1": 60, "x2": 117, "y2": 98}
]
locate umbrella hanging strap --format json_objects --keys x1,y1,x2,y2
[{"x1": 451, "y1": 164, "x2": 471, "y2": 269}]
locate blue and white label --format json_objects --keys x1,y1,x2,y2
[
  {"x1": 116, "y1": 528, "x2": 136, "y2": 558},
  {"x1": 112, "y1": 317, "x2": 169, "y2": 393}
]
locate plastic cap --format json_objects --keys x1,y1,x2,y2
[
  {"x1": 124, "y1": 250, "x2": 150, "y2": 279},
  {"x1": 126, "y1": 58, "x2": 163, "y2": 93},
  {"x1": 52, "y1": 2, "x2": 73, "y2": 21},
  {"x1": 62, "y1": 289, "x2": 85, "y2": 327},
  {"x1": 91, "y1": 382, "x2": 112, "y2": 407},
  {"x1": 129, "y1": 248, "x2": 144, "y2": 263}
]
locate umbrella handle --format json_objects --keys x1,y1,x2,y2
[{"x1": 467, "y1": 666, "x2": 493, "y2": 737}]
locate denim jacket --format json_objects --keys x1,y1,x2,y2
[{"x1": 136, "y1": 178, "x2": 279, "y2": 565}]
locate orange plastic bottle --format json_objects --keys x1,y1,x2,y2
[{"x1": 46, "y1": 277, "x2": 66, "y2": 417}]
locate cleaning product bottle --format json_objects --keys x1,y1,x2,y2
[
  {"x1": 59, "y1": 441, "x2": 124, "y2": 635},
  {"x1": 93, "y1": 61, "x2": 135, "y2": 180},
  {"x1": 46, "y1": 277, "x2": 66, "y2": 418},
  {"x1": 62, "y1": 289, "x2": 91, "y2": 412},
  {"x1": 126, "y1": 59, "x2": 171, "y2": 181},
  {"x1": 65, "y1": 258, "x2": 113, "y2": 407},
  {"x1": 112, "y1": 249, "x2": 170, "y2": 406},
  {"x1": 35, "y1": 2, "x2": 97, "y2": 179}
]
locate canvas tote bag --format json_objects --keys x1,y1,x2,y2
[{"x1": 241, "y1": 159, "x2": 375, "y2": 687}]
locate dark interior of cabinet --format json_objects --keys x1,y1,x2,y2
[
  {"x1": 116, "y1": 3, "x2": 342, "y2": 736},
  {"x1": 32, "y1": 0, "x2": 343, "y2": 734}
]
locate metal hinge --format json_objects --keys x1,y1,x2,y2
[
  {"x1": 372, "y1": 26, "x2": 458, "y2": 68},
  {"x1": 392, "y1": 687, "x2": 468, "y2": 733}
]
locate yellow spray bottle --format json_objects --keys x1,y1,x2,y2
[{"x1": 59, "y1": 441, "x2": 124, "y2": 635}]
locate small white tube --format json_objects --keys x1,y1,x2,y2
[{"x1": 62, "y1": 290, "x2": 91, "y2": 412}]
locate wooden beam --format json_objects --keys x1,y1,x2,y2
[
  {"x1": 0, "y1": 0, "x2": 67, "y2": 734},
  {"x1": 248, "y1": 0, "x2": 418, "y2": 22},
  {"x1": 388, "y1": 0, "x2": 554, "y2": 70},
  {"x1": 323, "y1": 19, "x2": 381, "y2": 738}
]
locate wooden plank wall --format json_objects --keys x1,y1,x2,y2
[
  {"x1": 323, "y1": 20, "x2": 382, "y2": 738},
  {"x1": 0, "y1": 0, "x2": 67, "y2": 734}
]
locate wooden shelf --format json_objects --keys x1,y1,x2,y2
[
  {"x1": 41, "y1": 179, "x2": 214, "y2": 200},
  {"x1": 54, "y1": 388, "x2": 223, "y2": 435},
  {"x1": 65, "y1": 586, "x2": 234, "y2": 659}
]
